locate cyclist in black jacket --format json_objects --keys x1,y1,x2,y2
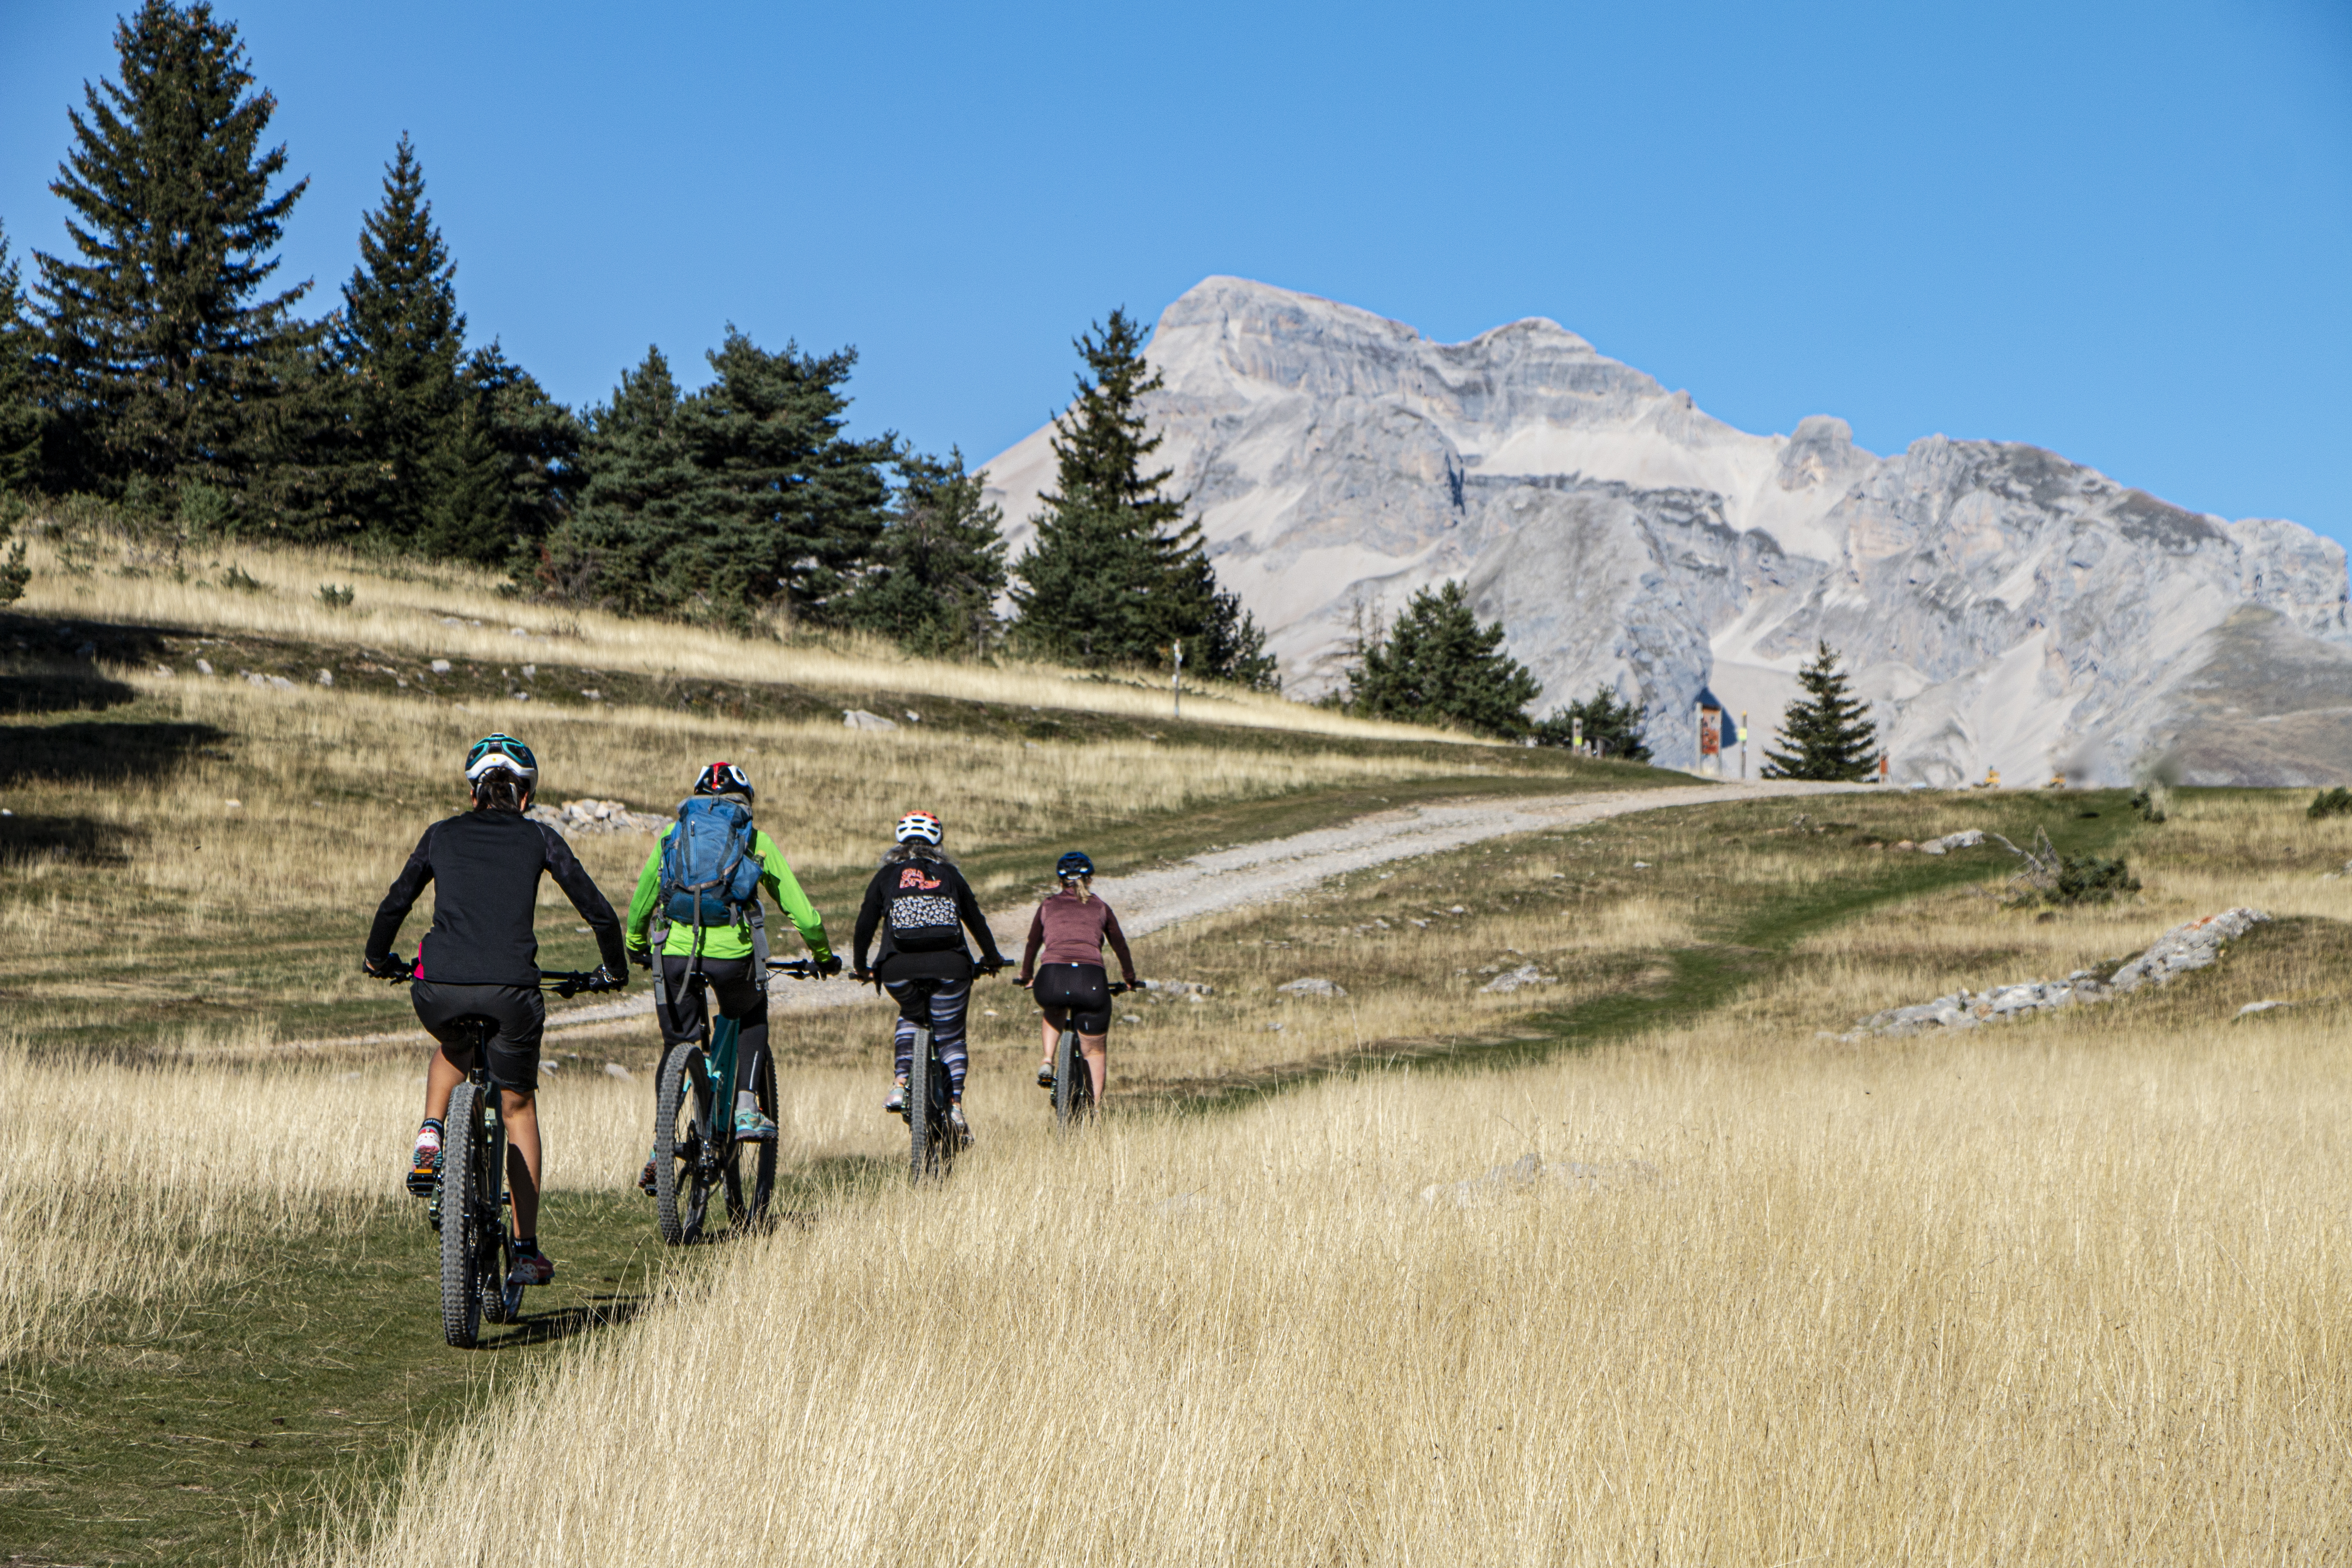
[
  {"x1": 852, "y1": 810, "x2": 1006, "y2": 1139},
  {"x1": 364, "y1": 734, "x2": 628, "y2": 1287}
]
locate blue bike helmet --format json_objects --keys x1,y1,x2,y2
[{"x1": 1056, "y1": 851, "x2": 1094, "y2": 880}]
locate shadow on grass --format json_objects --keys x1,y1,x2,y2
[
  {"x1": 0, "y1": 718, "x2": 227, "y2": 786},
  {"x1": 0, "y1": 811, "x2": 142, "y2": 866}
]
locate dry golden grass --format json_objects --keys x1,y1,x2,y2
[
  {"x1": 14, "y1": 527, "x2": 1446, "y2": 739},
  {"x1": 0, "y1": 1038, "x2": 882, "y2": 1362},
  {"x1": 0, "y1": 671, "x2": 1469, "y2": 1035},
  {"x1": 301, "y1": 990, "x2": 2352, "y2": 1565},
  {"x1": 259, "y1": 791, "x2": 2352, "y2": 1563}
]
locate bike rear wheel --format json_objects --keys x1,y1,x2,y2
[
  {"x1": 907, "y1": 1026, "x2": 936, "y2": 1182},
  {"x1": 654, "y1": 1042, "x2": 717, "y2": 1245},
  {"x1": 439, "y1": 1083, "x2": 490, "y2": 1348},
  {"x1": 724, "y1": 1049, "x2": 778, "y2": 1230},
  {"x1": 1053, "y1": 1027, "x2": 1093, "y2": 1127}
]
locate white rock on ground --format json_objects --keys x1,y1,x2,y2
[
  {"x1": 843, "y1": 709, "x2": 898, "y2": 732},
  {"x1": 1915, "y1": 829, "x2": 1986, "y2": 855},
  {"x1": 1278, "y1": 977, "x2": 1346, "y2": 998},
  {"x1": 2106, "y1": 908, "x2": 2270, "y2": 992},
  {"x1": 1481, "y1": 963, "x2": 1557, "y2": 994},
  {"x1": 527, "y1": 797, "x2": 668, "y2": 836},
  {"x1": 1844, "y1": 907, "x2": 2270, "y2": 1039}
]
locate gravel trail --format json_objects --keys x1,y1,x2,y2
[{"x1": 301, "y1": 778, "x2": 1861, "y2": 1047}]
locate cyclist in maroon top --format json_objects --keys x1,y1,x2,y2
[{"x1": 1018, "y1": 851, "x2": 1139, "y2": 1102}]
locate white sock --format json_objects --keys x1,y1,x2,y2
[{"x1": 735, "y1": 1090, "x2": 758, "y2": 1117}]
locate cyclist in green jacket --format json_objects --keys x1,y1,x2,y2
[{"x1": 626, "y1": 763, "x2": 838, "y2": 1192}]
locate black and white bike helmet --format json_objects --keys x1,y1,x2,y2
[
  {"x1": 1056, "y1": 851, "x2": 1094, "y2": 880},
  {"x1": 694, "y1": 761, "x2": 753, "y2": 801},
  {"x1": 464, "y1": 733, "x2": 538, "y2": 795}
]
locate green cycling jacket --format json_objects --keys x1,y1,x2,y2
[{"x1": 625, "y1": 824, "x2": 834, "y2": 963}]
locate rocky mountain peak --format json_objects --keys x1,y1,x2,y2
[{"x1": 981, "y1": 278, "x2": 2350, "y2": 786}]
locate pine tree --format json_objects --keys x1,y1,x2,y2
[
  {"x1": 0, "y1": 220, "x2": 43, "y2": 495},
  {"x1": 540, "y1": 345, "x2": 695, "y2": 608},
  {"x1": 674, "y1": 328, "x2": 895, "y2": 623},
  {"x1": 1010, "y1": 309, "x2": 1274, "y2": 681},
  {"x1": 1533, "y1": 686, "x2": 1652, "y2": 761},
  {"x1": 1348, "y1": 580, "x2": 1541, "y2": 736},
  {"x1": 548, "y1": 333, "x2": 894, "y2": 624},
  {"x1": 333, "y1": 132, "x2": 465, "y2": 547},
  {"x1": 845, "y1": 447, "x2": 1008, "y2": 658},
  {"x1": 34, "y1": 0, "x2": 312, "y2": 500},
  {"x1": 415, "y1": 343, "x2": 579, "y2": 568},
  {"x1": 1761, "y1": 640, "x2": 1878, "y2": 780}
]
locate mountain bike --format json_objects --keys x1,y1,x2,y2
[
  {"x1": 1049, "y1": 980, "x2": 1129, "y2": 1129},
  {"x1": 404, "y1": 968, "x2": 611, "y2": 1349},
  {"x1": 651, "y1": 956, "x2": 823, "y2": 1245},
  {"x1": 903, "y1": 1011, "x2": 961, "y2": 1182}
]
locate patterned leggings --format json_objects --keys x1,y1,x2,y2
[{"x1": 885, "y1": 976, "x2": 970, "y2": 1098}]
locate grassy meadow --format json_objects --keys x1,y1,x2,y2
[{"x1": 5, "y1": 537, "x2": 2352, "y2": 1563}]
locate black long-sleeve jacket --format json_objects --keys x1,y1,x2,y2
[
  {"x1": 368, "y1": 808, "x2": 629, "y2": 986},
  {"x1": 853, "y1": 848, "x2": 1005, "y2": 977}
]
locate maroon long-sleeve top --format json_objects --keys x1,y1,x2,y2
[{"x1": 1020, "y1": 889, "x2": 1137, "y2": 984}]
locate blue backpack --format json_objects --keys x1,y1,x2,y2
[{"x1": 657, "y1": 797, "x2": 763, "y2": 928}]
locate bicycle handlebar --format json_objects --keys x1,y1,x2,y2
[
  {"x1": 368, "y1": 967, "x2": 617, "y2": 998},
  {"x1": 766, "y1": 959, "x2": 829, "y2": 980},
  {"x1": 543, "y1": 969, "x2": 619, "y2": 999}
]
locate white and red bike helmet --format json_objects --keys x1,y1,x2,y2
[{"x1": 895, "y1": 810, "x2": 943, "y2": 846}]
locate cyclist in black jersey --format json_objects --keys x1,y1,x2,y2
[
  {"x1": 852, "y1": 811, "x2": 1007, "y2": 1139},
  {"x1": 364, "y1": 734, "x2": 629, "y2": 1288}
]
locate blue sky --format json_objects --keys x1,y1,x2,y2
[{"x1": 3, "y1": 0, "x2": 2347, "y2": 541}]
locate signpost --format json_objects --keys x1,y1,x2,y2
[{"x1": 1172, "y1": 639, "x2": 1183, "y2": 719}]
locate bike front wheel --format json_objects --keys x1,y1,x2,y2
[
  {"x1": 654, "y1": 1042, "x2": 717, "y2": 1245},
  {"x1": 439, "y1": 1083, "x2": 490, "y2": 1348}
]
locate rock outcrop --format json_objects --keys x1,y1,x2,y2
[{"x1": 980, "y1": 278, "x2": 2351, "y2": 784}]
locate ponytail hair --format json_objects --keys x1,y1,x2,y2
[
  {"x1": 474, "y1": 774, "x2": 528, "y2": 813},
  {"x1": 1061, "y1": 873, "x2": 1093, "y2": 905}
]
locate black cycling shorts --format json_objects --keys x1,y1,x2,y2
[
  {"x1": 410, "y1": 980, "x2": 545, "y2": 1093},
  {"x1": 1033, "y1": 962, "x2": 1112, "y2": 1035}
]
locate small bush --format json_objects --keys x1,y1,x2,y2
[
  {"x1": 2051, "y1": 855, "x2": 2140, "y2": 905},
  {"x1": 2130, "y1": 783, "x2": 2170, "y2": 824},
  {"x1": 316, "y1": 582, "x2": 354, "y2": 610},
  {"x1": 219, "y1": 564, "x2": 267, "y2": 594},
  {"x1": 2308, "y1": 787, "x2": 2352, "y2": 820}
]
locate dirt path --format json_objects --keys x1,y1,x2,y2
[{"x1": 296, "y1": 779, "x2": 1861, "y2": 1049}]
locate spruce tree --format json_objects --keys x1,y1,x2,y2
[
  {"x1": 675, "y1": 328, "x2": 895, "y2": 623},
  {"x1": 1349, "y1": 580, "x2": 1541, "y2": 736},
  {"x1": 0, "y1": 221, "x2": 42, "y2": 494},
  {"x1": 416, "y1": 343, "x2": 579, "y2": 568},
  {"x1": 333, "y1": 132, "x2": 465, "y2": 547},
  {"x1": 34, "y1": 0, "x2": 312, "y2": 499},
  {"x1": 1010, "y1": 308, "x2": 1274, "y2": 681},
  {"x1": 1761, "y1": 640, "x2": 1878, "y2": 780},
  {"x1": 1009, "y1": 309, "x2": 1176, "y2": 665},
  {"x1": 541, "y1": 345, "x2": 695, "y2": 608},
  {"x1": 845, "y1": 447, "x2": 1008, "y2": 658}
]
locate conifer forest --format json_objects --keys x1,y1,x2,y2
[{"x1": 0, "y1": 0, "x2": 1277, "y2": 682}]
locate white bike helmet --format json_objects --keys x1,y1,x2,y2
[{"x1": 895, "y1": 810, "x2": 943, "y2": 845}]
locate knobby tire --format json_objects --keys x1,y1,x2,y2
[
  {"x1": 907, "y1": 1026, "x2": 934, "y2": 1182},
  {"x1": 439, "y1": 1083, "x2": 488, "y2": 1348},
  {"x1": 1054, "y1": 1028, "x2": 1093, "y2": 1127},
  {"x1": 655, "y1": 1041, "x2": 715, "y2": 1245}
]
